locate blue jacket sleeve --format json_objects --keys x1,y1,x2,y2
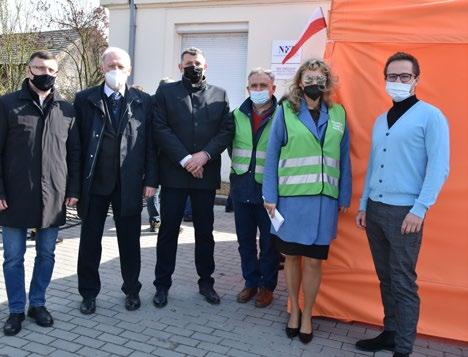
[
  {"x1": 410, "y1": 109, "x2": 450, "y2": 218},
  {"x1": 262, "y1": 106, "x2": 286, "y2": 204},
  {"x1": 359, "y1": 122, "x2": 376, "y2": 211},
  {"x1": 338, "y1": 125, "x2": 352, "y2": 207}
]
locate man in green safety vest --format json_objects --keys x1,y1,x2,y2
[{"x1": 230, "y1": 68, "x2": 279, "y2": 308}]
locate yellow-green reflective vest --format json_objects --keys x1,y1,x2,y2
[
  {"x1": 231, "y1": 108, "x2": 272, "y2": 183},
  {"x1": 278, "y1": 100, "x2": 346, "y2": 198}
]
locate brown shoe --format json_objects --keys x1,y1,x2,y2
[
  {"x1": 255, "y1": 288, "x2": 273, "y2": 308},
  {"x1": 236, "y1": 287, "x2": 257, "y2": 303}
]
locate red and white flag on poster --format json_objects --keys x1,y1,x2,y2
[{"x1": 281, "y1": 7, "x2": 327, "y2": 65}]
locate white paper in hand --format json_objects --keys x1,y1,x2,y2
[{"x1": 268, "y1": 209, "x2": 285, "y2": 231}]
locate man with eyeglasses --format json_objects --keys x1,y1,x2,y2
[
  {"x1": 0, "y1": 51, "x2": 80, "y2": 335},
  {"x1": 355, "y1": 52, "x2": 450, "y2": 357}
]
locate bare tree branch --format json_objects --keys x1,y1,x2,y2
[
  {"x1": 36, "y1": 0, "x2": 108, "y2": 97},
  {"x1": 0, "y1": 0, "x2": 41, "y2": 94}
]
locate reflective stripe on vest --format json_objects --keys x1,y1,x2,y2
[
  {"x1": 278, "y1": 156, "x2": 340, "y2": 169},
  {"x1": 278, "y1": 101, "x2": 346, "y2": 198},
  {"x1": 231, "y1": 148, "x2": 251, "y2": 172},
  {"x1": 278, "y1": 173, "x2": 339, "y2": 187},
  {"x1": 231, "y1": 108, "x2": 272, "y2": 183}
]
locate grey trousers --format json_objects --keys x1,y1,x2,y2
[{"x1": 366, "y1": 199, "x2": 423, "y2": 354}]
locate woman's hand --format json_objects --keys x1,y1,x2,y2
[
  {"x1": 264, "y1": 202, "x2": 276, "y2": 218},
  {"x1": 339, "y1": 206, "x2": 348, "y2": 213}
]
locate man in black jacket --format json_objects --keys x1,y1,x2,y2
[
  {"x1": 0, "y1": 51, "x2": 80, "y2": 336},
  {"x1": 75, "y1": 47, "x2": 156, "y2": 315},
  {"x1": 153, "y1": 47, "x2": 234, "y2": 307}
]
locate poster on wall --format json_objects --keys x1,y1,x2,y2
[
  {"x1": 271, "y1": 40, "x2": 301, "y2": 80},
  {"x1": 270, "y1": 64, "x2": 300, "y2": 81}
]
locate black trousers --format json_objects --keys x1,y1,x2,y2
[
  {"x1": 365, "y1": 199, "x2": 423, "y2": 354},
  {"x1": 154, "y1": 187, "x2": 216, "y2": 290},
  {"x1": 78, "y1": 188, "x2": 142, "y2": 298}
]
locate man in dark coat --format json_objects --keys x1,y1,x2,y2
[
  {"x1": 152, "y1": 47, "x2": 234, "y2": 307},
  {"x1": 0, "y1": 51, "x2": 80, "y2": 336},
  {"x1": 75, "y1": 47, "x2": 156, "y2": 315}
]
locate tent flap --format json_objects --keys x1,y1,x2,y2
[
  {"x1": 316, "y1": 0, "x2": 468, "y2": 342},
  {"x1": 329, "y1": 0, "x2": 468, "y2": 43}
]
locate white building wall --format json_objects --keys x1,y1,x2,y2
[{"x1": 102, "y1": 0, "x2": 332, "y2": 181}]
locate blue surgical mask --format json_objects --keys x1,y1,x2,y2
[
  {"x1": 250, "y1": 90, "x2": 270, "y2": 105},
  {"x1": 385, "y1": 81, "x2": 412, "y2": 102}
]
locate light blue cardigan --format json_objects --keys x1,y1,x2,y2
[{"x1": 359, "y1": 100, "x2": 450, "y2": 218}]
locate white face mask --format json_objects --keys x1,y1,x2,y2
[
  {"x1": 105, "y1": 69, "x2": 128, "y2": 91},
  {"x1": 385, "y1": 81, "x2": 413, "y2": 102},
  {"x1": 250, "y1": 90, "x2": 270, "y2": 105}
]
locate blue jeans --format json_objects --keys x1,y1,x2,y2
[
  {"x1": 184, "y1": 197, "x2": 192, "y2": 217},
  {"x1": 233, "y1": 200, "x2": 279, "y2": 290},
  {"x1": 2, "y1": 226, "x2": 59, "y2": 313},
  {"x1": 146, "y1": 189, "x2": 160, "y2": 220}
]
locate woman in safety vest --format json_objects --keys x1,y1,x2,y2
[{"x1": 263, "y1": 59, "x2": 352, "y2": 344}]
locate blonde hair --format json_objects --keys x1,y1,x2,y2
[{"x1": 287, "y1": 58, "x2": 336, "y2": 112}]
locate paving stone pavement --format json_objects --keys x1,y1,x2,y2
[{"x1": 0, "y1": 206, "x2": 466, "y2": 357}]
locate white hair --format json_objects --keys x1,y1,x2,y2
[
  {"x1": 248, "y1": 67, "x2": 275, "y2": 83},
  {"x1": 101, "y1": 47, "x2": 131, "y2": 66}
]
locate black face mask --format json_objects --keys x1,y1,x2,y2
[
  {"x1": 183, "y1": 65, "x2": 204, "y2": 84},
  {"x1": 303, "y1": 84, "x2": 323, "y2": 101},
  {"x1": 30, "y1": 72, "x2": 56, "y2": 91}
]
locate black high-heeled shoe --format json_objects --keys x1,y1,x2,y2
[
  {"x1": 298, "y1": 317, "x2": 314, "y2": 344},
  {"x1": 285, "y1": 311, "x2": 301, "y2": 338}
]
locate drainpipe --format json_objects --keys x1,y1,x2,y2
[{"x1": 128, "y1": 0, "x2": 137, "y2": 86}]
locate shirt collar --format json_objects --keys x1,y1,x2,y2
[
  {"x1": 181, "y1": 75, "x2": 207, "y2": 92},
  {"x1": 104, "y1": 83, "x2": 126, "y2": 98}
]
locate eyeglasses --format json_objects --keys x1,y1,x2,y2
[
  {"x1": 385, "y1": 73, "x2": 415, "y2": 83},
  {"x1": 29, "y1": 65, "x2": 58, "y2": 75},
  {"x1": 302, "y1": 75, "x2": 327, "y2": 86}
]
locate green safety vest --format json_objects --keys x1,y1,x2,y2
[
  {"x1": 231, "y1": 108, "x2": 272, "y2": 183},
  {"x1": 278, "y1": 100, "x2": 346, "y2": 198}
]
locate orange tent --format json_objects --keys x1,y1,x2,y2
[{"x1": 314, "y1": 0, "x2": 468, "y2": 342}]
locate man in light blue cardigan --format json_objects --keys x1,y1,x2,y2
[{"x1": 355, "y1": 52, "x2": 450, "y2": 357}]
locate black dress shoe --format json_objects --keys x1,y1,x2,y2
[
  {"x1": 3, "y1": 313, "x2": 25, "y2": 336},
  {"x1": 27, "y1": 306, "x2": 53, "y2": 327},
  {"x1": 199, "y1": 286, "x2": 220, "y2": 305},
  {"x1": 125, "y1": 294, "x2": 141, "y2": 311},
  {"x1": 299, "y1": 329, "x2": 314, "y2": 344},
  {"x1": 80, "y1": 298, "x2": 96, "y2": 315},
  {"x1": 298, "y1": 316, "x2": 313, "y2": 344},
  {"x1": 285, "y1": 325, "x2": 300, "y2": 338},
  {"x1": 393, "y1": 353, "x2": 410, "y2": 357},
  {"x1": 153, "y1": 289, "x2": 168, "y2": 308},
  {"x1": 285, "y1": 311, "x2": 301, "y2": 338},
  {"x1": 356, "y1": 330, "x2": 395, "y2": 352}
]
